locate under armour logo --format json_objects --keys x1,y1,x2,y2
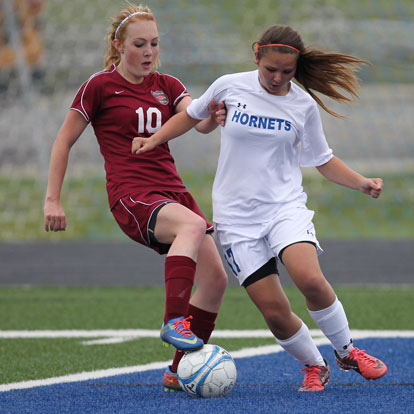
[
  {"x1": 343, "y1": 338, "x2": 353, "y2": 350},
  {"x1": 237, "y1": 103, "x2": 247, "y2": 109}
]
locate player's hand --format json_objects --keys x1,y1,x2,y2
[
  {"x1": 132, "y1": 137, "x2": 156, "y2": 154},
  {"x1": 209, "y1": 99, "x2": 226, "y2": 127},
  {"x1": 359, "y1": 177, "x2": 383, "y2": 198},
  {"x1": 44, "y1": 199, "x2": 66, "y2": 232}
]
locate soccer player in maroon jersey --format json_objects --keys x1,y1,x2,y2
[{"x1": 43, "y1": 4, "x2": 227, "y2": 391}]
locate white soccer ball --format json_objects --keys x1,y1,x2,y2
[{"x1": 177, "y1": 344, "x2": 237, "y2": 398}]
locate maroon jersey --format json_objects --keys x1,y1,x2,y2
[{"x1": 71, "y1": 64, "x2": 189, "y2": 208}]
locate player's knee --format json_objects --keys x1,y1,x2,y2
[
  {"x1": 214, "y1": 267, "x2": 228, "y2": 294},
  {"x1": 183, "y1": 216, "x2": 207, "y2": 241},
  {"x1": 261, "y1": 302, "x2": 291, "y2": 327},
  {"x1": 298, "y1": 273, "x2": 327, "y2": 300},
  {"x1": 204, "y1": 262, "x2": 228, "y2": 294}
]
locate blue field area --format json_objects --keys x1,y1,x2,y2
[{"x1": 1, "y1": 338, "x2": 413, "y2": 414}]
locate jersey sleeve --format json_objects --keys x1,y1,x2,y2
[
  {"x1": 164, "y1": 74, "x2": 190, "y2": 108},
  {"x1": 187, "y1": 75, "x2": 229, "y2": 120},
  {"x1": 299, "y1": 103, "x2": 333, "y2": 167},
  {"x1": 70, "y1": 76, "x2": 102, "y2": 123}
]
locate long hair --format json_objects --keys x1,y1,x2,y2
[
  {"x1": 253, "y1": 25, "x2": 369, "y2": 117},
  {"x1": 104, "y1": 4, "x2": 160, "y2": 69}
]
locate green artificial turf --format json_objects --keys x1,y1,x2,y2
[{"x1": 0, "y1": 286, "x2": 412, "y2": 384}]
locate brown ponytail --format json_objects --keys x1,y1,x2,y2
[{"x1": 254, "y1": 25, "x2": 369, "y2": 117}]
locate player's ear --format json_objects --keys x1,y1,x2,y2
[{"x1": 112, "y1": 38, "x2": 123, "y2": 53}]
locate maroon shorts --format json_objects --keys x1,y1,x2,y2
[{"x1": 111, "y1": 190, "x2": 213, "y2": 254}]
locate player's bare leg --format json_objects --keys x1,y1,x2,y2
[
  {"x1": 282, "y1": 242, "x2": 387, "y2": 381},
  {"x1": 190, "y1": 235, "x2": 228, "y2": 313},
  {"x1": 164, "y1": 235, "x2": 228, "y2": 391},
  {"x1": 155, "y1": 202, "x2": 208, "y2": 261},
  {"x1": 155, "y1": 203, "x2": 209, "y2": 352},
  {"x1": 156, "y1": 208, "x2": 227, "y2": 390},
  {"x1": 281, "y1": 242, "x2": 336, "y2": 311},
  {"x1": 245, "y1": 273, "x2": 302, "y2": 339},
  {"x1": 246, "y1": 273, "x2": 330, "y2": 391}
]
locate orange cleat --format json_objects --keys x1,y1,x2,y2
[
  {"x1": 162, "y1": 365, "x2": 182, "y2": 392},
  {"x1": 335, "y1": 348, "x2": 387, "y2": 380},
  {"x1": 299, "y1": 359, "x2": 330, "y2": 392}
]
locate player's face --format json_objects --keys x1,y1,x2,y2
[
  {"x1": 256, "y1": 50, "x2": 297, "y2": 96},
  {"x1": 118, "y1": 20, "x2": 159, "y2": 83}
]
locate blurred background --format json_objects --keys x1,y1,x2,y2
[{"x1": 1, "y1": 0, "x2": 413, "y2": 242}]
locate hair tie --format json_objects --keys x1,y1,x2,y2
[
  {"x1": 115, "y1": 11, "x2": 150, "y2": 39},
  {"x1": 256, "y1": 42, "x2": 300, "y2": 54}
]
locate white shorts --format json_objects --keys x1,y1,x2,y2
[{"x1": 214, "y1": 200, "x2": 323, "y2": 286}]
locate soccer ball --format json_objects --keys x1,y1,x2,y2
[{"x1": 177, "y1": 344, "x2": 237, "y2": 398}]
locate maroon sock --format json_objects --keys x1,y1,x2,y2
[
  {"x1": 164, "y1": 256, "x2": 196, "y2": 324},
  {"x1": 171, "y1": 304, "x2": 218, "y2": 373}
]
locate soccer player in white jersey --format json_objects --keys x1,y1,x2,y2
[{"x1": 132, "y1": 24, "x2": 388, "y2": 391}]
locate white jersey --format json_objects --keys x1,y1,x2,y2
[{"x1": 187, "y1": 70, "x2": 333, "y2": 225}]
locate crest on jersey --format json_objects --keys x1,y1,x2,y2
[{"x1": 151, "y1": 90, "x2": 169, "y2": 105}]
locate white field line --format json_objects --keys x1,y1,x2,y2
[
  {"x1": 0, "y1": 330, "x2": 413, "y2": 393},
  {"x1": 3, "y1": 328, "x2": 413, "y2": 339},
  {"x1": 1, "y1": 329, "x2": 413, "y2": 345}
]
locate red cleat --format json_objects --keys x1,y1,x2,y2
[
  {"x1": 162, "y1": 365, "x2": 182, "y2": 392},
  {"x1": 299, "y1": 359, "x2": 330, "y2": 392},
  {"x1": 335, "y1": 348, "x2": 387, "y2": 380}
]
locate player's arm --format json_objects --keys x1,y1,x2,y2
[
  {"x1": 316, "y1": 155, "x2": 383, "y2": 199},
  {"x1": 193, "y1": 99, "x2": 226, "y2": 132},
  {"x1": 132, "y1": 110, "x2": 199, "y2": 154},
  {"x1": 44, "y1": 110, "x2": 88, "y2": 232},
  {"x1": 132, "y1": 96, "x2": 225, "y2": 154},
  {"x1": 176, "y1": 96, "x2": 225, "y2": 133}
]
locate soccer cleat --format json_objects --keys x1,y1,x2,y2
[
  {"x1": 298, "y1": 359, "x2": 330, "y2": 392},
  {"x1": 334, "y1": 347, "x2": 387, "y2": 380},
  {"x1": 162, "y1": 366, "x2": 182, "y2": 392},
  {"x1": 160, "y1": 315, "x2": 204, "y2": 352}
]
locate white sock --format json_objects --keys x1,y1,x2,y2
[
  {"x1": 276, "y1": 321, "x2": 325, "y2": 367},
  {"x1": 308, "y1": 297, "x2": 354, "y2": 358}
]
